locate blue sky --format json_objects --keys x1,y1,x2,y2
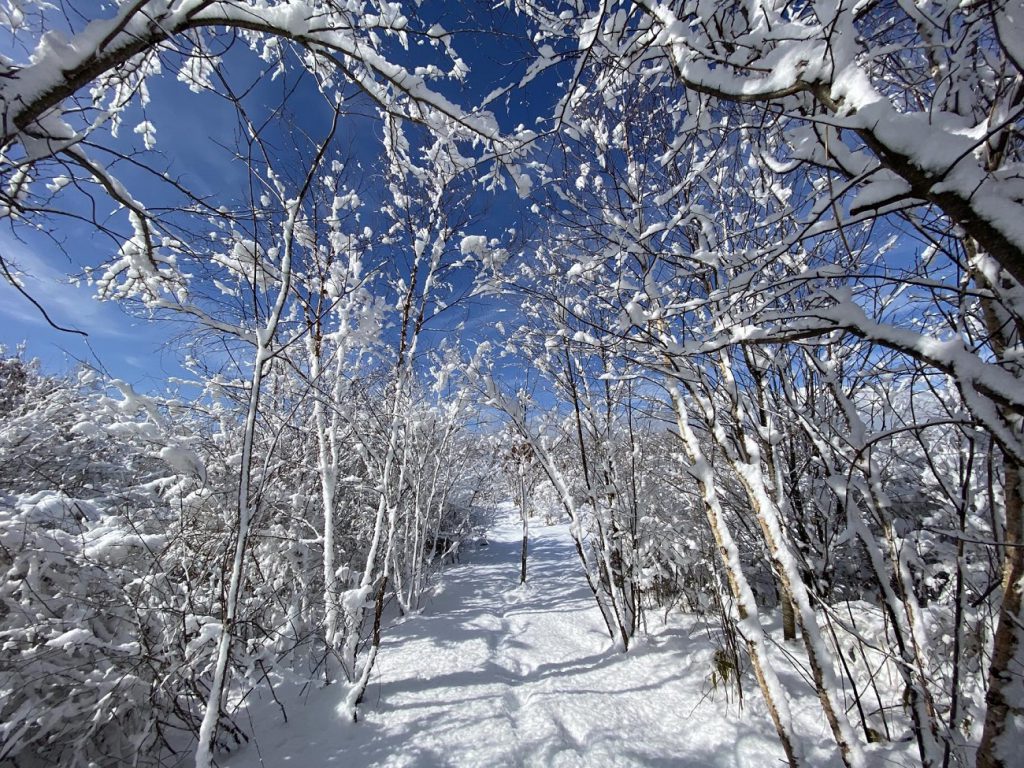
[
  {"x1": 0, "y1": 223, "x2": 185, "y2": 384},
  {"x1": 0, "y1": 4, "x2": 565, "y2": 389}
]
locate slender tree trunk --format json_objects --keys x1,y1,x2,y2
[
  {"x1": 520, "y1": 523, "x2": 529, "y2": 585},
  {"x1": 776, "y1": 535, "x2": 799, "y2": 644},
  {"x1": 972, "y1": 243, "x2": 1024, "y2": 768},
  {"x1": 520, "y1": 474, "x2": 529, "y2": 584},
  {"x1": 798, "y1": 347, "x2": 942, "y2": 766},
  {"x1": 781, "y1": 596, "x2": 797, "y2": 642},
  {"x1": 309, "y1": 347, "x2": 341, "y2": 659},
  {"x1": 977, "y1": 457, "x2": 1024, "y2": 768},
  {"x1": 743, "y1": 348, "x2": 800, "y2": 646},
  {"x1": 195, "y1": 345, "x2": 268, "y2": 768},
  {"x1": 669, "y1": 383, "x2": 803, "y2": 767},
  {"x1": 706, "y1": 350, "x2": 865, "y2": 767}
]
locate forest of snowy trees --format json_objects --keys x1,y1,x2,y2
[{"x1": 0, "y1": 1, "x2": 1022, "y2": 767}]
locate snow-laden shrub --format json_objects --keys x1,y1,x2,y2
[
  {"x1": 1, "y1": 495, "x2": 160, "y2": 765},
  {"x1": 0, "y1": 356, "x2": 214, "y2": 766}
]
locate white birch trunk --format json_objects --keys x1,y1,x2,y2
[
  {"x1": 708, "y1": 352, "x2": 865, "y2": 768},
  {"x1": 789, "y1": 349, "x2": 942, "y2": 766},
  {"x1": 668, "y1": 382, "x2": 804, "y2": 768},
  {"x1": 195, "y1": 197, "x2": 301, "y2": 768}
]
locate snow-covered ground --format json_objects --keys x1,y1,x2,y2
[{"x1": 224, "y1": 514, "x2": 839, "y2": 767}]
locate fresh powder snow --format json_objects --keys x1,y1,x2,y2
[{"x1": 223, "y1": 511, "x2": 847, "y2": 767}]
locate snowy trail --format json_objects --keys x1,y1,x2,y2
[{"x1": 227, "y1": 517, "x2": 799, "y2": 767}]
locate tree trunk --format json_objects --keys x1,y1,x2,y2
[
  {"x1": 977, "y1": 457, "x2": 1024, "y2": 768},
  {"x1": 669, "y1": 383, "x2": 803, "y2": 767},
  {"x1": 972, "y1": 245, "x2": 1024, "y2": 768},
  {"x1": 520, "y1": 530, "x2": 528, "y2": 585},
  {"x1": 520, "y1": 475, "x2": 529, "y2": 584},
  {"x1": 781, "y1": 594, "x2": 797, "y2": 642}
]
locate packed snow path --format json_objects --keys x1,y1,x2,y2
[{"x1": 227, "y1": 517, "x2": 808, "y2": 767}]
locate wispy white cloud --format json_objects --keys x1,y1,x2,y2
[
  {"x1": 0, "y1": 230, "x2": 132, "y2": 339},
  {"x1": 0, "y1": 230, "x2": 186, "y2": 387}
]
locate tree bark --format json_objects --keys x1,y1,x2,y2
[
  {"x1": 781, "y1": 595, "x2": 797, "y2": 642},
  {"x1": 669, "y1": 383, "x2": 804, "y2": 767},
  {"x1": 977, "y1": 458, "x2": 1024, "y2": 768},
  {"x1": 520, "y1": 477, "x2": 529, "y2": 585}
]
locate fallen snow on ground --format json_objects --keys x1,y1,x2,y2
[{"x1": 225, "y1": 514, "x2": 846, "y2": 767}]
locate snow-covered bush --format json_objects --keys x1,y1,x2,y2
[{"x1": 0, "y1": 355, "x2": 213, "y2": 766}]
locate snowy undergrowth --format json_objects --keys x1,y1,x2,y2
[{"x1": 222, "y1": 513, "x2": 918, "y2": 768}]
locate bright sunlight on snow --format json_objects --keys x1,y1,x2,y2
[{"x1": 225, "y1": 510, "x2": 800, "y2": 768}]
